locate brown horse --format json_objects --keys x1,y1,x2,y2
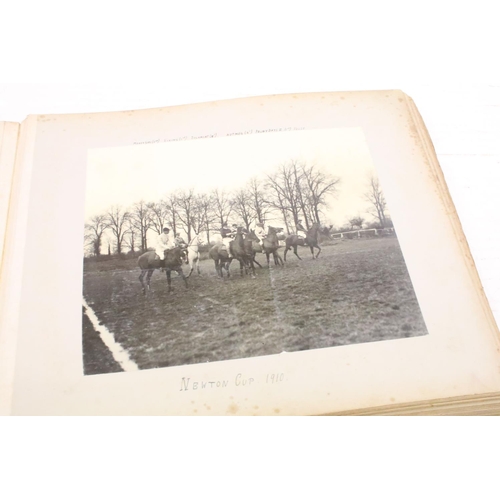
[
  {"x1": 209, "y1": 228, "x2": 257, "y2": 278},
  {"x1": 231, "y1": 228, "x2": 256, "y2": 277},
  {"x1": 138, "y1": 247, "x2": 188, "y2": 294},
  {"x1": 245, "y1": 230, "x2": 263, "y2": 269},
  {"x1": 262, "y1": 226, "x2": 284, "y2": 267},
  {"x1": 209, "y1": 243, "x2": 232, "y2": 278},
  {"x1": 284, "y1": 222, "x2": 324, "y2": 261}
]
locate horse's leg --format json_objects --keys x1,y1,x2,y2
[
  {"x1": 178, "y1": 267, "x2": 188, "y2": 288},
  {"x1": 273, "y1": 251, "x2": 282, "y2": 266},
  {"x1": 293, "y1": 245, "x2": 302, "y2": 260},
  {"x1": 310, "y1": 245, "x2": 315, "y2": 259},
  {"x1": 276, "y1": 252, "x2": 284, "y2": 266},
  {"x1": 213, "y1": 259, "x2": 220, "y2": 278},
  {"x1": 240, "y1": 259, "x2": 244, "y2": 277},
  {"x1": 248, "y1": 256, "x2": 256, "y2": 277},
  {"x1": 146, "y1": 269, "x2": 154, "y2": 292},
  {"x1": 196, "y1": 256, "x2": 201, "y2": 275},
  {"x1": 187, "y1": 252, "x2": 194, "y2": 277},
  {"x1": 284, "y1": 246, "x2": 289, "y2": 262},
  {"x1": 166, "y1": 270, "x2": 172, "y2": 293},
  {"x1": 139, "y1": 270, "x2": 146, "y2": 293},
  {"x1": 253, "y1": 253, "x2": 263, "y2": 268},
  {"x1": 266, "y1": 251, "x2": 270, "y2": 267},
  {"x1": 315, "y1": 244, "x2": 321, "y2": 259}
]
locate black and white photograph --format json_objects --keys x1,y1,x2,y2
[{"x1": 82, "y1": 127, "x2": 428, "y2": 375}]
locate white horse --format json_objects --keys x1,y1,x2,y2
[{"x1": 186, "y1": 233, "x2": 203, "y2": 277}]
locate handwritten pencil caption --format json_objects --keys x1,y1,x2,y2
[
  {"x1": 132, "y1": 127, "x2": 306, "y2": 145},
  {"x1": 180, "y1": 372, "x2": 285, "y2": 391}
]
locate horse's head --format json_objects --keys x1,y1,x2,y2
[
  {"x1": 190, "y1": 233, "x2": 203, "y2": 246},
  {"x1": 246, "y1": 230, "x2": 260, "y2": 242},
  {"x1": 164, "y1": 247, "x2": 186, "y2": 266}
]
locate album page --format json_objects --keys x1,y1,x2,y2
[{"x1": 5, "y1": 91, "x2": 500, "y2": 415}]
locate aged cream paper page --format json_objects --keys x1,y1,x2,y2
[
  {"x1": 6, "y1": 91, "x2": 500, "y2": 415},
  {"x1": 0, "y1": 122, "x2": 19, "y2": 268},
  {"x1": 0, "y1": 121, "x2": 20, "y2": 416},
  {"x1": 0, "y1": 118, "x2": 36, "y2": 415}
]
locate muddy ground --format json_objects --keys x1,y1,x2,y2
[{"x1": 82, "y1": 237, "x2": 428, "y2": 374}]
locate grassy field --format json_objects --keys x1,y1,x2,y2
[{"x1": 82, "y1": 237, "x2": 428, "y2": 374}]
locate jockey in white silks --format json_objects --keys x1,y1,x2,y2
[
  {"x1": 254, "y1": 222, "x2": 267, "y2": 243},
  {"x1": 155, "y1": 227, "x2": 176, "y2": 261},
  {"x1": 220, "y1": 223, "x2": 236, "y2": 258},
  {"x1": 296, "y1": 220, "x2": 308, "y2": 240}
]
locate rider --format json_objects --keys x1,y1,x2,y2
[
  {"x1": 221, "y1": 223, "x2": 236, "y2": 258},
  {"x1": 174, "y1": 234, "x2": 187, "y2": 248},
  {"x1": 155, "y1": 227, "x2": 176, "y2": 263},
  {"x1": 296, "y1": 220, "x2": 308, "y2": 241},
  {"x1": 254, "y1": 221, "x2": 267, "y2": 242}
]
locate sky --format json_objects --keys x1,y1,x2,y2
[{"x1": 85, "y1": 127, "x2": 381, "y2": 244}]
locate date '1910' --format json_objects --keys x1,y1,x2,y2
[{"x1": 266, "y1": 373, "x2": 285, "y2": 384}]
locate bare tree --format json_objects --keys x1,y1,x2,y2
[
  {"x1": 211, "y1": 188, "x2": 233, "y2": 229},
  {"x1": 192, "y1": 193, "x2": 214, "y2": 242},
  {"x1": 266, "y1": 160, "x2": 338, "y2": 232},
  {"x1": 365, "y1": 175, "x2": 388, "y2": 227},
  {"x1": 125, "y1": 220, "x2": 137, "y2": 254},
  {"x1": 300, "y1": 163, "x2": 340, "y2": 224},
  {"x1": 130, "y1": 200, "x2": 151, "y2": 252},
  {"x1": 174, "y1": 188, "x2": 196, "y2": 241},
  {"x1": 106, "y1": 205, "x2": 130, "y2": 255},
  {"x1": 289, "y1": 160, "x2": 313, "y2": 229},
  {"x1": 164, "y1": 194, "x2": 180, "y2": 236},
  {"x1": 148, "y1": 200, "x2": 170, "y2": 236},
  {"x1": 247, "y1": 177, "x2": 271, "y2": 225},
  {"x1": 232, "y1": 189, "x2": 254, "y2": 230},
  {"x1": 266, "y1": 162, "x2": 300, "y2": 233},
  {"x1": 84, "y1": 214, "x2": 108, "y2": 257}
]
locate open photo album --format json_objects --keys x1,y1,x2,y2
[{"x1": 1, "y1": 90, "x2": 499, "y2": 415}]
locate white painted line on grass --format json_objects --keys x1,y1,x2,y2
[{"x1": 82, "y1": 297, "x2": 139, "y2": 372}]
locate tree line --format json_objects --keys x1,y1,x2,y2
[{"x1": 85, "y1": 160, "x2": 388, "y2": 256}]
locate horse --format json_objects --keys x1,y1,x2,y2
[
  {"x1": 174, "y1": 236, "x2": 189, "y2": 264},
  {"x1": 246, "y1": 230, "x2": 263, "y2": 269},
  {"x1": 209, "y1": 242, "x2": 232, "y2": 278},
  {"x1": 230, "y1": 227, "x2": 256, "y2": 278},
  {"x1": 138, "y1": 247, "x2": 188, "y2": 294},
  {"x1": 284, "y1": 222, "x2": 323, "y2": 261},
  {"x1": 186, "y1": 232, "x2": 203, "y2": 277},
  {"x1": 209, "y1": 228, "x2": 256, "y2": 278},
  {"x1": 262, "y1": 226, "x2": 284, "y2": 267}
]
